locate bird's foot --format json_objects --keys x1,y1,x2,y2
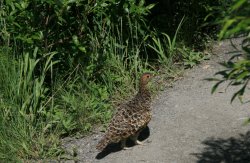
[
  {"x1": 135, "y1": 140, "x2": 143, "y2": 145},
  {"x1": 122, "y1": 146, "x2": 132, "y2": 150},
  {"x1": 121, "y1": 139, "x2": 131, "y2": 150}
]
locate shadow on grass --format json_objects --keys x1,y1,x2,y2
[
  {"x1": 193, "y1": 131, "x2": 250, "y2": 163},
  {"x1": 95, "y1": 126, "x2": 150, "y2": 159}
]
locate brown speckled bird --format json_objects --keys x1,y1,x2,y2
[{"x1": 96, "y1": 73, "x2": 153, "y2": 151}]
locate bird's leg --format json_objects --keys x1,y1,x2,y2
[
  {"x1": 131, "y1": 132, "x2": 143, "y2": 145},
  {"x1": 121, "y1": 139, "x2": 130, "y2": 150}
]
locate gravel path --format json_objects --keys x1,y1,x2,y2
[{"x1": 62, "y1": 38, "x2": 250, "y2": 163}]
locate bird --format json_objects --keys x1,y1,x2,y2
[{"x1": 96, "y1": 72, "x2": 153, "y2": 151}]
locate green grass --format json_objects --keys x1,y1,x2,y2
[
  {"x1": 0, "y1": 18, "x2": 154, "y2": 161},
  {"x1": 0, "y1": 48, "x2": 62, "y2": 161},
  {"x1": 0, "y1": 11, "x2": 208, "y2": 162},
  {"x1": 148, "y1": 16, "x2": 185, "y2": 68}
]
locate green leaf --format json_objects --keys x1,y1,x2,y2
[
  {"x1": 219, "y1": 19, "x2": 236, "y2": 39},
  {"x1": 231, "y1": 0, "x2": 247, "y2": 11},
  {"x1": 231, "y1": 81, "x2": 248, "y2": 103},
  {"x1": 146, "y1": 4, "x2": 155, "y2": 10},
  {"x1": 236, "y1": 71, "x2": 249, "y2": 81},
  {"x1": 211, "y1": 80, "x2": 225, "y2": 94}
]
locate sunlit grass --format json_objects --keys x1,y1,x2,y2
[{"x1": 0, "y1": 12, "x2": 206, "y2": 162}]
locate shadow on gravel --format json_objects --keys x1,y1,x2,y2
[
  {"x1": 193, "y1": 131, "x2": 250, "y2": 163},
  {"x1": 95, "y1": 126, "x2": 150, "y2": 160}
]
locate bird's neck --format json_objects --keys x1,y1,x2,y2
[
  {"x1": 137, "y1": 84, "x2": 151, "y2": 107},
  {"x1": 138, "y1": 84, "x2": 150, "y2": 96}
]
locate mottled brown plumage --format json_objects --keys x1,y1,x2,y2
[{"x1": 96, "y1": 73, "x2": 153, "y2": 151}]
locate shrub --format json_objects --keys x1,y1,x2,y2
[{"x1": 208, "y1": 0, "x2": 250, "y2": 103}]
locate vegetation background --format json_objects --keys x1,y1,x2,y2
[{"x1": 1, "y1": 0, "x2": 249, "y2": 161}]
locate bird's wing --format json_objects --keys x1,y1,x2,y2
[
  {"x1": 106, "y1": 105, "x2": 136, "y2": 142},
  {"x1": 106, "y1": 107, "x2": 151, "y2": 142}
]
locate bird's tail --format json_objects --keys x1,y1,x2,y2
[{"x1": 96, "y1": 135, "x2": 110, "y2": 151}]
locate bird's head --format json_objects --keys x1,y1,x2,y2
[{"x1": 140, "y1": 72, "x2": 153, "y2": 86}]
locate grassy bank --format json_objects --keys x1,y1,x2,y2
[{"x1": 0, "y1": 0, "x2": 220, "y2": 161}]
